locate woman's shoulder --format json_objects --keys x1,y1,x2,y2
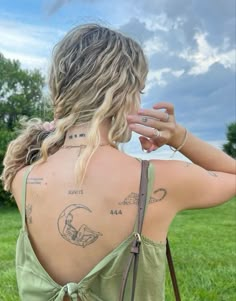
[{"x1": 11, "y1": 165, "x2": 32, "y2": 209}]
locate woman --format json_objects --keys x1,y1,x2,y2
[{"x1": 1, "y1": 23, "x2": 235, "y2": 301}]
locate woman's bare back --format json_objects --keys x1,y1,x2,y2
[{"x1": 12, "y1": 147, "x2": 175, "y2": 288}]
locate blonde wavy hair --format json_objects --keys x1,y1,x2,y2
[{"x1": 2, "y1": 23, "x2": 148, "y2": 192}]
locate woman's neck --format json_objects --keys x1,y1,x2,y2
[{"x1": 63, "y1": 120, "x2": 112, "y2": 146}]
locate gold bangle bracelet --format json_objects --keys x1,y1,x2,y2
[{"x1": 169, "y1": 128, "x2": 188, "y2": 158}]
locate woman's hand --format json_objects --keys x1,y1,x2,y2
[{"x1": 127, "y1": 102, "x2": 180, "y2": 152}]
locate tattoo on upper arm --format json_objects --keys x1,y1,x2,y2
[
  {"x1": 26, "y1": 204, "x2": 33, "y2": 224},
  {"x1": 118, "y1": 189, "x2": 167, "y2": 206},
  {"x1": 151, "y1": 188, "x2": 167, "y2": 202},
  {"x1": 207, "y1": 171, "x2": 218, "y2": 177},
  {"x1": 57, "y1": 204, "x2": 102, "y2": 248}
]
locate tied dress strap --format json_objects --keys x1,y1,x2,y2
[{"x1": 21, "y1": 165, "x2": 34, "y2": 231}]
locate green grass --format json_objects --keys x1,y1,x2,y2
[
  {"x1": 165, "y1": 197, "x2": 236, "y2": 301},
  {"x1": 0, "y1": 198, "x2": 235, "y2": 301}
]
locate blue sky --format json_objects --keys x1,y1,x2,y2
[{"x1": 0, "y1": 0, "x2": 235, "y2": 160}]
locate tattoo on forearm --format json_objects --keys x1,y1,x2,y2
[
  {"x1": 207, "y1": 171, "x2": 218, "y2": 177},
  {"x1": 118, "y1": 189, "x2": 167, "y2": 206},
  {"x1": 57, "y1": 204, "x2": 102, "y2": 247},
  {"x1": 68, "y1": 189, "x2": 84, "y2": 195},
  {"x1": 26, "y1": 204, "x2": 33, "y2": 224},
  {"x1": 27, "y1": 177, "x2": 43, "y2": 185}
]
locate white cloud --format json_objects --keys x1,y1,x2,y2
[
  {"x1": 142, "y1": 13, "x2": 171, "y2": 32},
  {"x1": 143, "y1": 36, "x2": 167, "y2": 57},
  {"x1": 140, "y1": 13, "x2": 184, "y2": 33},
  {"x1": 180, "y1": 32, "x2": 236, "y2": 75},
  {"x1": 0, "y1": 18, "x2": 64, "y2": 72},
  {"x1": 2, "y1": 50, "x2": 49, "y2": 72},
  {"x1": 145, "y1": 68, "x2": 185, "y2": 92}
]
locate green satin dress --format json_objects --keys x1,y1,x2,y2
[{"x1": 16, "y1": 162, "x2": 167, "y2": 300}]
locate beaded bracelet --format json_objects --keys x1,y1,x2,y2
[{"x1": 169, "y1": 128, "x2": 188, "y2": 158}]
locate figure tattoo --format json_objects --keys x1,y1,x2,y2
[
  {"x1": 26, "y1": 204, "x2": 33, "y2": 224},
  {"x1": 57, "y1": 204, "x2": 102, "y2": 247},
  {"x1": 118, "y1": 189, "x2": 167, "y2": 206}
]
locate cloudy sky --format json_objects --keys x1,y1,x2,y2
[{"x1": 0, "y1": 0, "x2": 235, "y2": 160}]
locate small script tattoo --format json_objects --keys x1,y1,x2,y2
[
  {"x1": 118, "y1": 189, "x2": 167, "y2": 206},
  {"x1": 110, "y1": 209, "x2": 122, "y2": 215},
  {"x1": 207, "y1": 171, "x2": 218, "y2": 177},
  {"x1": 27, "y1": 177, "x2": 43, "y2": 185},
  {"x1": 183, "y1": 162, "x2": 192, "y2": 167},
  {"x1": 68, "y1": 189, "x2": 84, "y2": 195},
  {"x1": 57, "y1": 204, "x2": 102, "y2": 248},
  {"x1": 26, "y1": 204, "x2": 33, "y2": 224},
  {"x1": 69, "y1": 133, "x2": 86, "y2": 139}
]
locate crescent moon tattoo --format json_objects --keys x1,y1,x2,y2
[{"x1": 57, "y1": 204, "x2": 102, "y2": 248}]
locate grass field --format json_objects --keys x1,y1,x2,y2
[{"x1": 0, "y1": 198, "x2": 235, "y2": 301}]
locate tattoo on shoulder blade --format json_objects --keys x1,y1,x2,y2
[
  {"x1": 207, "y1": 171, "x2": 218, "y2": 177},
  {"x1": 119, "y1": 188, "x2": 167, "y2": 206},
  {"x1": 118, "y1": 192, "x2": 139, "y2": 205},
  {"x1": 27, "y1": 177, "x2": 43, "y2": 185},
  {"x1": 26, "y1": 204, "x2": 33, "y2": 224},
  {"x1": 110, "y1": 209, "x2": 122, "y2": 215},
  {"x1": 57, "y1": 204, "x2": 102, "y2": 248},
  {"x1": 68, "y1": 189, "x2": 84, "y2": 195}
]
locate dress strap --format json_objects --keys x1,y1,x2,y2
[
  {"x1": 21, "y1": 165, "x2": 34, "y2": 230},
  {"x1": 133, "y1": 160, "x2": 155, "y2": 232}
]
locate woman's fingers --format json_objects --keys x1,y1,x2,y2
[
  {"x1": 139, "y1": 136, "x2": 152, "y2": 150},
  {"x1": 137, "y1": 108, "x2": 171, "y2": 122},
  {"x1": 127, "y1": 102, "x2": 177, "y2": 150},
  {"x1": 152, "y1": 102, "x2": 175, "y2": 115},
  {"x1": 127, "y1": 114, "x2": 174, "y2": 131},
  {"x1": 129, "y1": 124, "x2": 169, "y2": 143},
  {"x1": 139, "y1": 136, "x2": 159, "y2": 153}
]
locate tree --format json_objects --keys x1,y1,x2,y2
[
  {"x1": 0, "y1": 53, "x2": 45, "y2": 130},
  {"x1": 0, "y1": 53, "x2": 52, "y2": 206},
  {"x1": 223, "y1": 122, "x2": 236, "y2": 159}
]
